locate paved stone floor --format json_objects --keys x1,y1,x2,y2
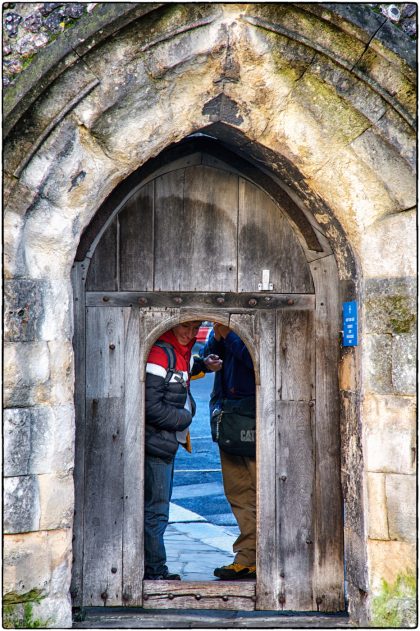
[{"x1": 165, "y1": 502, "x2": 237, "y2": 581}]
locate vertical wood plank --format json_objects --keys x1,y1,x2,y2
[
  {"x1": 276, "y1": 309, "x2": 316, "y2": 609},
  {"x1": 153, "y1": 169, "x2": 184, "y2": 291},
  {"x1": 85, "y1": 307, "x2": 124, "y2": 399},
  {"x1": 254, "y1": 310, "x2": 280, "y2": 610},
  {"x1": 122, "y1": 307, "x2": 143, "y2": 606},
  {"x1": 85, "y1": 218, "x2": 118, "y2": 291},
  {"x1": 83, "y1": 307, "x2": 125, "y2": 606},
  {"x1": 70, "y1": 262, "x2": 86, "y2": 606},
  {"x1": 277, "y1": 400, "x2": 315, "y2": 610},
  {"x1": 310, "y1": 256, "x2": 345, "y2": 612},
  {"x1": 119, "y1": 182, "x2": 154, "y2": 291},
  {"x1": 83, "y1": 397, "x2": 124, "y2": 606},
  {"x1": 183, "y1": 166, "x2": 238, "y2": 291},
  {"x1": 154, "y1": 167, "x2": 239, "y2": 291},
  {"x1": 238, "y1": 178, "x2": 314, "y2": 293},
  {"x1": 277, "y1": 311, "x2": 315, "y2": 401}
]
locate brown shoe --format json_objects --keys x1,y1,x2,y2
[{"x1": 214, "y1": 562, "x2": 256, "y2": 580}]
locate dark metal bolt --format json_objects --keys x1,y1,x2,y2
[
  {"x1": 216, "y1": 296, "x2": 225, "y2": 304},
  {"x1": 138, "y1": 297, "x2": 148, "y2": 306},
  {"x1": 279, "y1": 593, "x2": 286, "y2": 604},
  {"x1": 109, "y1": 343, "x2": 115, "y2": 350},
  {"x1": 111, "y1": 567, "x2": 117, "y2": 574},
  {"x1": 306, "y1": 539, "x2": 313, "y2": 545},
  {"x1": 143, "y1": 594, "x2": 149, "y2": 601},
  {"x1": 280, "y1": 571, "x2": 285, "y2": 578},
  {"x1": 168, "y1": 593, "x2": 175, "y2": 600},
  {"x1": 309, "y1": 400, "x2": 315, "y2": 407},
  {"x1": 248, "y1": 298, "x2": 257, "y2": 307},
  {"x1": 173, "y1": 296, "x2": 183, "y2": 304},
  {"x1": 281, "y1": 475, "x2": 287, "y2": 481},
  {"x1": 195, "y1": 594, "x2": 202, "y2": 600},
  {"x1": 222, "y1": 595, "x2": 229, "y2": 602},
  {"x1": 101, "y1": 590, "x2": 108, "y2": 601},
  {"x1": 287, "y1": 299, "x2": 294, "y2": 305},
  {"x1": 102, "y1": 296, "x2": 109, "y2": 302}
]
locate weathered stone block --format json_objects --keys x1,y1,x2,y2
[
  {"x1": 362, "y1": 210, "x2": 416, "y2": 279},
  {"x1": 4, "y1": 279, "x2": 44, "y2": 342},
  {"x1": 48, "y1": 340, "x2": 74, "y2": 404},
  {"x1": 30, "y1": 594, "x2": 72, "y2": 629},
  {"x1": 310, "y1": 55, "x2": 387, "y2": 125},
  {"x1": 20, "y1": 120, "x2": 124, "y2": 246},
  {"x1": 4, "y1": 405, "x2": 75, "y2": 477},
  {"x1": 3, "y1": 529, "x2": 72, "y2": 599},
  {"x1": 309, "y1": 146, "x2": 396, "y2": 249},
  {"x1": 356, "y1": 46, "x2": 416, "y2": 119},
  {"x1": 3, "y1": 57, "x2": 99, "y2": 177},
  {"x1": 49, "y1": 283, "x2": 73, "y2": 341},
  {"x1": 4, "y1": 210, "x2": 26, "y2": 279},
  {"x1": 3, "y1": 340, "x2": 53, "y2": 408},
  {"x1": 39, "y1": 473, "x2": 74, "y2": 531},
  {"x1": 364, "y1": 330, "x2": 415, "y2": 397},
  {"x1": 22, "y1": 195, "x2": 82, "y2": 281},
  {"x1": 375, "y1": 106, "x2": 416, "y2": 170},
  {"x1": 364, "y1": 278, "x2": 416, "y2": 335},
  {"x1": 364, "y1": 394, "x2": 416, "y2": 474},
  {"x1": 250, "y1": 3, "x2": 367, "y2": 64},
  {"x1": 386, "y1": 474, "x2": 416, "y2": 543},
  {"x1": 392, "y1": 331, "x2": 416, "y2": 394},
  {"x1": 272, "y1": 74, "x2": 371, "y2": 180},
  {"x1": 367, "y1": 473, "x2": 388, "y2": 540},
  {"x1": 4, "y1": 476, "x2": 40, "y2": 534},
  {"x1": 351, "y1": 128, "x2": 416, "y2": 210},
  {"x1": 364, "y1": 334, "x2": 393, "y2": 394},
  {"x1": 368, "y1": 540, "x2": 416, "y2": 593}
]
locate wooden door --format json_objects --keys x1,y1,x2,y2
[{"x1": 72, "y1": 149, "x2": 344, "y2": 612}]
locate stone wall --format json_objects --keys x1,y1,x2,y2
[{"x1": 3, "y1": 3, "x2": 416, "y2": 627}]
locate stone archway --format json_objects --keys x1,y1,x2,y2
[{"x1": 4, "y1": 3, "x2": 416, "y2": 628}]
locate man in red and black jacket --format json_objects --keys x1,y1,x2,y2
[{"x1": 144, "y1": 321, "x2": 221, "y2": 580}]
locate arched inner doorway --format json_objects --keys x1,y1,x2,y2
[{"x1": 71, "y1": 137, "x2": 344, "y2": 612}]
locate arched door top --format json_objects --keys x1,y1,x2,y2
[{"x1": 76, "y1": 137, "x2": 323, "y2": 263}]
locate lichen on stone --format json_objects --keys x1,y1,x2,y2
[
  {"x1": 365, "y1": 294, "x2": 416, "y2": 335},
  {"x1": 371, "y1": 572, "x2": 417, "y2": 627}
]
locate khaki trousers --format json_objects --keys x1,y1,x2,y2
[{"x1": 219, "y1": 449, "x2": 256, "y2": 566}]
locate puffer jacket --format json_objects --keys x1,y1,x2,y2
[{"x1": 145, "y1": 330, "x2": 204, "y2": 461}]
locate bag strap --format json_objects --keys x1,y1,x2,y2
[{"x1": 154, "y1": 340, "x2": 181, "y2": 386}]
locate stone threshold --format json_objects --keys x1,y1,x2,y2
[{"x1": 73, "y1": 607, "x2": 352, "y2": 628}]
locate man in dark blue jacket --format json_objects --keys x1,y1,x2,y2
[{"x1": 203, "y1": 323, "x2": 256, "y2": 580}]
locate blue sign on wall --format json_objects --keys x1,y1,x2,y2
[{"x1": 342, "y1": 301, "x2": 358, "y2": 346}]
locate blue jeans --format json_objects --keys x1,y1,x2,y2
[{"x1": 144, "y1": 455, "x2": 174, "y2": 578}]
